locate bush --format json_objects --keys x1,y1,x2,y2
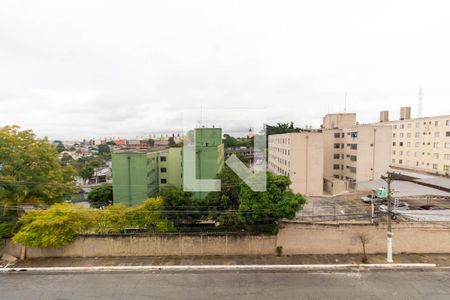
[
  {"x1": 127, "y1": 197, "x2": 174, "y2": 233},
  {"x1": 96, "y1": 204, "x2": 127, "y2": 234},
  {"x1": 12, "y1": 197, "x2": 175, "y2": 248},
  {"x1": 13, "y1": 203, "x2": 98, "y2": 248},
  {"x1": 0, "y1": 222, "x2": 14, "y2": 239},
  {"x1": 276, "y1": 245, "x2": 283, "y2": 256}
]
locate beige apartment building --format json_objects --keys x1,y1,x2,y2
[
  {"x1": 374, "y1": 107, "x2": 450, "y2": 176},
  {"x1": 268, "y1": 132, "x2": 324, "y2": 196},
  {"x1": 269, "y1": 108, "x2": 449, "y2": 196},
  {"x1": 268, "y1": 113, "x2": 392, "y2": 196}
]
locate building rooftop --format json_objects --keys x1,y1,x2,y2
[
  {"x1": 358, "y1": 179, "x2": 450, "y2": 197},
  {"x1": 112, "y1": 147, "x2": 170, "y2": 154}
]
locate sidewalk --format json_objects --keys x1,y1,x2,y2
[{"x1": 4, "y1": 253, "x2": 450, "y2": 268}]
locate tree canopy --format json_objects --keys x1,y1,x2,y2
[
  {"x1": 0, "y1": 126, "x2": 76, "y2": 208},
  {"x1": 266, "y1": 122, "x2": 302, "y2": 135},
  {"x1": 87, "y1": 184, "x2": 113, "y2": 208}
]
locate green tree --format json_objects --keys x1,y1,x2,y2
[
  {"x1": 223, "y1": 134, "x2": 238, "y2": 148},
  {"x1": 79, "y1": 167, "x2": 94, "y2": 183},
  {"x1": 159, "y1": 186, "x2": 194, "y2": 226},
  {"x1": 87, "y1": 184, "x2": 113, "y2": 208},
  {"x1": 266, "y1": 122, "x2": 302, "y2": 135},
  {"x1": 60, "y1": 153, "x2": 73, "y2": 166},
  {"x1": 238, "y1": 172, "x2": 306, "y2": 224},
  {"x1": 97, "y1": 144, "x2": 111, "y2": 156},
  {"x1": 0, "y1": 126, "x2": 76, "y2": 210},
  {"x1": 127, "y1": 197, "x2": 174, "y2": 232},
  {"x1": 55, "y1": 142, "x2": 65, "y2": 153},
  {"x1": 12, "y1": 203, "x2": 98, "y2": 248}
]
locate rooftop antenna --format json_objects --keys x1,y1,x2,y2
[
  {"x1": 418, "y1": 88, "x2": 423, "y2": 118},
  {"x1": 344, "y1": 92, "x2": 348, "y2": 113}
]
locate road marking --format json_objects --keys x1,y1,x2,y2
[{"x1": 1, "y1": 264, "x2": 437, "y2": 273}]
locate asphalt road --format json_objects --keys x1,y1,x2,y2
[{"x1": 1, "y1": 270, "x2": 450, "y2": 299}]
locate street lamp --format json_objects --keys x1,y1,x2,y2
[{"x1": 380, "y1": 172, "x2": 393, "y2": 263}]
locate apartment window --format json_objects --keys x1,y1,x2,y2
[
  {"x1": 400, "y1": 124, "x2": 404, "y2": 129},
  {"x1": 406, "y1": 151, "x2": 410, "y2": 156},
  {"x1": 447, "y1": 120, "x2": 450, "y2": 126},
  {"x1": 392, "y1": 159, "x2": 395, "y2": 164},
  {"x1": 334, "y1": 133, "x2": 341, "y2": 138},
  {"x1": 399, "y1": 142, "x2": 404, "y2": 147},
  {"x1": 393, "y1": 142, "x2": 396, "y2": 146},
  {"x1": 333, "y1": 164, "x2": 340, "y2": 170},
  {"x1": 399, "y1": 159, "x2": 403, "y2": 164},
  {"x1": 333, "y1": 154, "x2": 340, "y2": 159},
  {"x1": 407, "y1": 133, "x2": 411, "y2": 138},
  {"x1": 350, "y1": 155, "x2": 357, "y2": 162},
  {"x1": 446, "y1": 143, "x2": 450, "y2": 149},
  {"x1": 394, "y1": 125, "x2": 397, "y2": 129},
  {"x1": 334, "y1": 143, "x2": 340, "y2": 149},
  {"x1": 416, "y1": 122, "x2": 420, "y2": 128},
  {"x1": 393, "y1": 133, "x2": 396, "y2": 138},
  {"x1": 393, "y1": 150, "x2": 396, "y2": 155},
  {"x1": 350, "y1": 144, "x2": 357, "y2": 150},
  {"x1": 433, "y1": 153, "x2": 439, "y2": 159},
  {"x1": 433, "y1": 164, "x2": 438, "y2": 170},
  {"x1": 444, "y1": 165, "x2": 450, "y2": 172},
  {"x1": 435, "y1": 121, "x2": 440, "y2": 126},
  {"x1": 400, "y1": 133, "x2": 404, "y2": 138},
  {"x1": 445, "y1": 154, "x2": 450, "y2": 160},
  {"x1": 446, "y1": 131, "x2": 450, "y2": 137},
  {"x1": 349, "y1": 167, "x2": 357, "y2": 173},
  {"x1": 414, "y1": 152, "x2": 419, "y2": 157},
  {"x1": 415, "y1": 132, "x2": 420, "y2": 138},
  {"x1": 160, "y1": 178, "x2": 167, "y2": 184},
  {"x1": 435, "y1": 132, "x2": 440, "y2": 137},
  {"x1": 160, "y1": 156, "x2": 167, "y2": 162},
  {"x1": 399, "y1": 151, "x2": 403, "y2": 155},
  {"x1": 415, "y1": 142, "x2": 419, "y2": 147},
  {"x1": 434, "y1": 142, "x2": 440, "y2": 148},
  {"x1": 407, "y1": 142, "x2": 411, "y2": 147},
  {"x1": 160, "y1": 167, "x2": 167, "y2": 173}
]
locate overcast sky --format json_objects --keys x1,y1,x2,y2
[{"x1": 1, "y1": 0, "x2": 450, "y2": 140}]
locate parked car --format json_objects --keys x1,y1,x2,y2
[
  {"x1": 418, "y1": 204, "x2": 447, "y2": 210},
  {"x1": 379, "y1": 201, "x2": 409, "y2": 213},
  {"x1": 360, "y1": 194, "x2": 379, "y2": 203}
]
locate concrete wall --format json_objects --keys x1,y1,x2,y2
[
  {"x1": 4, "y1": 234, "x2": 277, "y2": 259},
  {"x1": 6, "y1": 222, "x2": 450, "y2": 258},
  {"x1": 277, "y1": 221, "x2": 450, "y2": 254}
]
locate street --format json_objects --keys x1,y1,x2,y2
[{"x1": 1, "y1": 270, "x2": 450, "y2": 299}]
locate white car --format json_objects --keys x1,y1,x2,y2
[
  {"x1": 360, "y1": 194, "x2": 379, "y2": 203},
  {"x1": 379, "y1": 201, "x2": 409, "y2": 213}
]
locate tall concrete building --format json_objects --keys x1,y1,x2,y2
[
  {"x1": 112, "y1": 128, "x2": 224, "y2": 206},
  {"x1": 268, "y1": 132, "x2": 324, "y2": 196},
  {"x1": 322, "y1": 118, "x2": 392, "y2": 191},
  {"x1": 268, "y1": 113, "x2": 392, "y2": 196},
  {"x1": 372, "y1": 107, "x2": 450, "y2": 176}
]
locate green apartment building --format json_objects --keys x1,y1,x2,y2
[{"x1": 112, "y1": 128, "x2": 224, "y2": 206}]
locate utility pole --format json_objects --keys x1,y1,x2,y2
[{"x1": 381, "y1": 172, "x2": 393, "y2": 263}]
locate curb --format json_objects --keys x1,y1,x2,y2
[{"x1": 1, "y1": 263, "x2": 437, "y2": 273}]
